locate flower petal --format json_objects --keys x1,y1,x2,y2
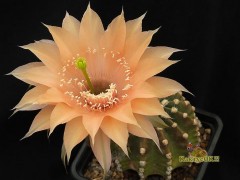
[
  {"x1": 90, "y1": 129, "x2": 111, "y2": 174},
  {"x1": 82, "y1": 113, "x2": 104, "y2": 144},
  {"x1": 49, "y1": 103, "x2": 80, "y2": 134},
  {"x1": 79, "y1": 5, "x2": 104, "y2": 50},
  {"x1": 9, "y1": 62, "x2": 43, "y2": 85},
  {"x1": 125, "y1": 28, "x2": 159, "y2": 70},
  {"x1": 14, "y1": 85, "x2": 48, "y2": 109},
  {"x1": 44, "y1": 24, "x2": 80, "y2": 60},
  {"x1": 64, "y1": 117, "x2": 88, "y2": 161},
  {"x1": 147, "y1": 76, "x2": 190, "y2": 98},
  {"x1": 133, "y1": 58, "x2": 177, "y2": 84},
  {"x1": 107, "y1": 102, "x2": 139, "y2": 126},
  {"x1": 128, "y1": 124, "x2": 149, "y2": 138},
  {"x1": 131, "y1": 98, "x2": 170, "y2": 118},
  {"x1": 61, "y1": 144, "x2": 67, "y2": 167},
  {"x1": 142, "y1": 46, "x2": 183, "y2": 60},
  {"x1": 130, "y1": 81, "x2": 158, "y2": 100},
  {"x1": 37, "y1": 87, "x2": 66, "y2": 105},
  {"x1": 22, "y1": 106, "x2": 54, "y2": 139},
  {"x1": 135, "y1": 114, "x2": 160, "y2": 150},
  {"x1": 9, "y1": 62, "x2": 43, "y2": 75},
  {"x1": 126, "y1": 13, "x2": 145, "y2": 38},
  {"x1": 21, "y1": 40, "x2": 61, "y2": 72},
  {"x1": 101, "y1": 116, "x2": 129, "y2": 156},
  {"x1": 100, "y1": 10, "x2": 126, "y2": 52},
  {"x1": 11, "y1": 65, "x2": 58, "y2": 87},
  {"x1": 62, "y1": 12, "x2": 80, "y2": 37},
  {"x1": 13, "y1": 104, "x2": 46, "y2": 114}
]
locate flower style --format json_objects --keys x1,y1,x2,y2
[{"x1": 10, "y1": 5, "x2": 188, "y2": 172}]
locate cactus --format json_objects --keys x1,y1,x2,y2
[{"x1": 111, "y1": 92, "x2": 202, "y2": 179}]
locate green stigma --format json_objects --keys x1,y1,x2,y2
[
  {"x1": 75, "y1": 57, "x2": 87, "y2": 70},
  {"x1": 75, "y1": 57, "x2": 95, "y2": 94}
]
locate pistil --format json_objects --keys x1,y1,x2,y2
[{"x1": 75, "y1": 57, "x2": 95, "y2": 94}]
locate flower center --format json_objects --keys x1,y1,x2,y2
[
  {"x1": 58, "y1": 49, "x2": 134, "y2": 112},
  {"x1": 80, "y1": 83, "x2": 119, "y2": 111}
]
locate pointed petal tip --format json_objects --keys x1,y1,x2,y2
[
  {"x1": 41, "y1": 23, "x2": 51, "y2": 29},
  {"x1": 61, "y1": 144, "x2": 68, "y2": 167},
  {"x1": 10, "y1": 106, "x2": 16, "y2": 110},
  {"x1": 8, "y1": 109, "x2": 18, "y2": 119},
  {"x1": 166, "y1": 60, "x2": 181, "y2": 66},
  {"x1": 171, "y1": 59, "x2": 181, "y2": 64},
  {"x1": 5, "y1": 72, "x2": 12, "y2": 76},
  {"x1": 19, "y1": 42, "x2": 40, "y2": 51},
  {"x1": 19, "y1": 44, "x2": 30, "y2": 50},
  {"x1": 87, "y1": 2, "x2": 91, "y2": 8},
  {"x1": 90, "y1": 134, "x2": 95, "y2": 146},
  {"x1": 20, "y1": 130, "x2": 36, "y2": 141},
  {"x1": 86, "y1": 2, "x2": 93, "y2": 12},
  {"x1": 153, "y1": 26, "x2": 161, "y2": 34},
  {"x1": 186, "y1": 90, "x2": 194, "y2": 96},
  {"x1": 172, "y1": 48, "x2": 187, "y2": 53},
  {"x1": 161, "y1": 112, "x2": 171, "y2": 119},
  {"x1": 180, "y1": 86, "x2": 193, "y2": 96},
  {"x1": 140, "y1": 11, "x2": 147, "y2": 20},
  {"x1": 146, "y1": 26, "x2": 161, "y2": 36},
  {"x1": 143, "y1": 10, "x2": 148, "y2": 16},
  {"x1": 20, "y1": 134, "x2": 29, "y2": 141},
  {"x1": 47, "y1": 130, "x2": 51, "y2": 139},
  {"x1": 66, "y1": 153, "x2": 71, "y2": 162},
  {"x1": 42, "y1": 23, "x2": 55, "y2": 32},
  {"x1": 121, "y1": 7, "x2": 124, "y2": 15},
  {"x1": 41, "y1": 22, "x2": 47, "y2": 27},
  {"x1": 124, "y1": 149, "x2": 129, "y2": 158},
  {"x1": 48, "y1": 128, "x2": 54, "y2": 137},
  {"x1": 158, "y1": 145, "x2": 163, "y2": 154},
  {"x1": 152, "y1": 137, "x2": 161, "y2": 151},
  {"x1": 119, "y1": 8, "x2": 125, "y2": 20}
]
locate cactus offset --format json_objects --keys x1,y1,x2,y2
[{"x1": 111, "y1": 92, "x2": 202, "y2": 179}]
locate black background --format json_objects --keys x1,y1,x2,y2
[{"x1": 0, "y1": 0, "x2": 239, "y2": 179}]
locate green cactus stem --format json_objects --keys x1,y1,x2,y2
[{"x1": 111, "y1": 92, "x2": 202, "y2": 179}]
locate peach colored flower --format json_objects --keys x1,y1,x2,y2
[{"x1": 10, "y1": 5, "x2": 188, "y2": 172}]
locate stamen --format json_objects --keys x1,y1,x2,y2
[
  {"x1": 122, "y1": 84, "x2": 133, "y2": 91},
  {"x1": 59, "y1": 50, "x2": 133, "y2": 113},
  {"x1": 79, "y1": 83, "x2": 118, "y2": 111}
]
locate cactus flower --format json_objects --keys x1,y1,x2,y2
[{"x1": 10, "y1": 5, "x2": 188, "y2": 173}]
